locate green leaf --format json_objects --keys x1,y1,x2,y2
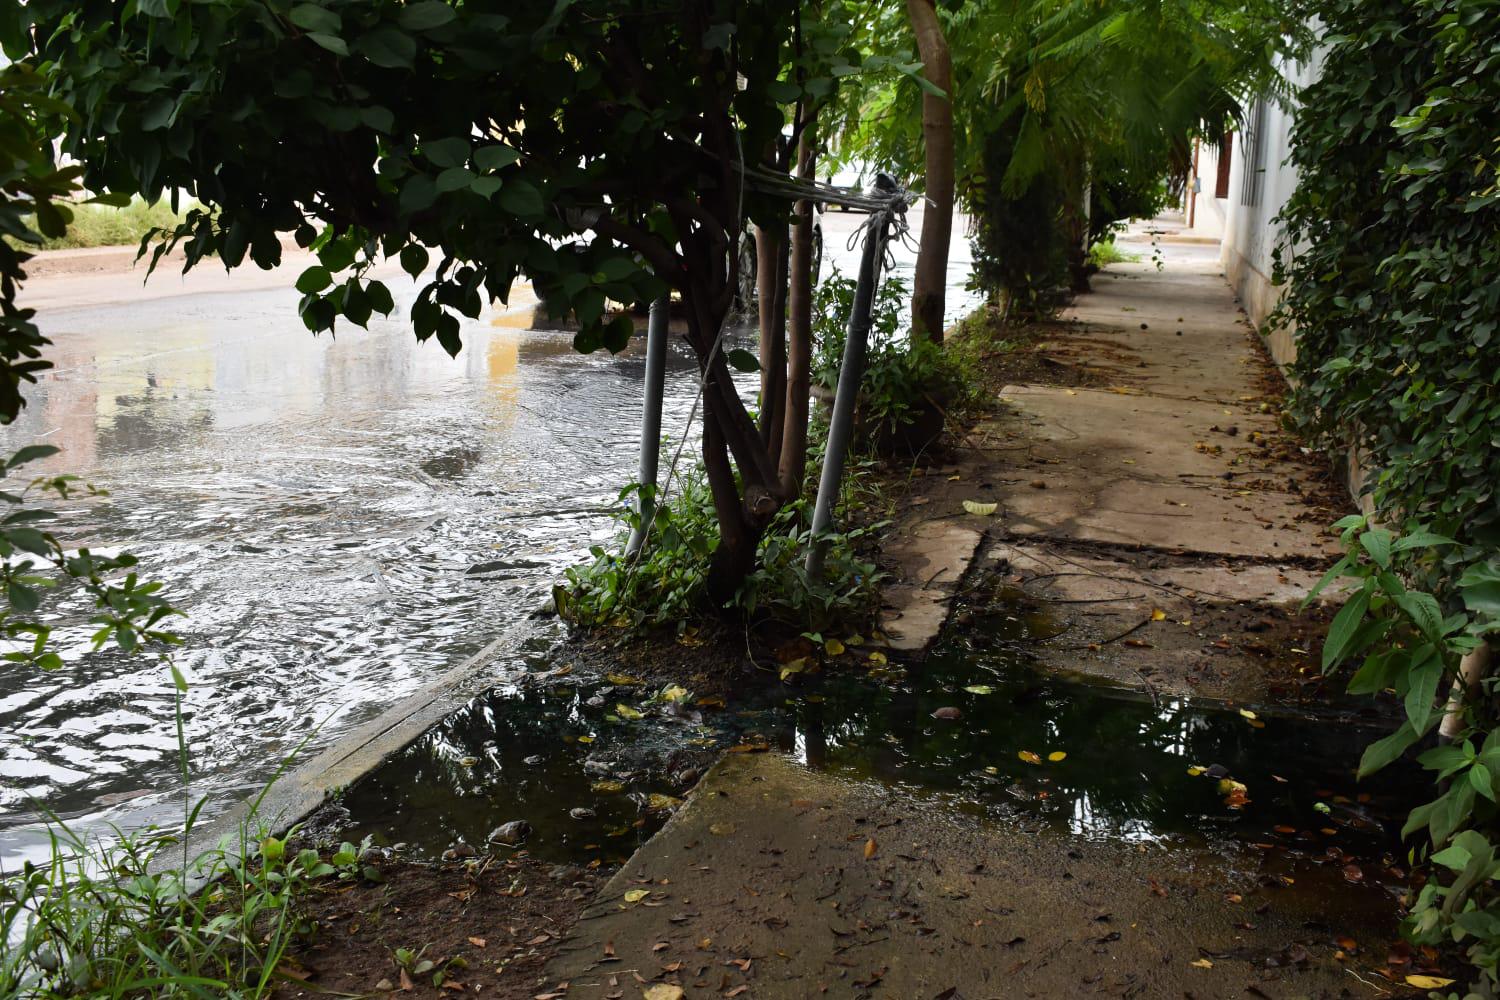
[
  {"x1": 7, "y1": 581, "x2": 39, "y2": 614},
  {"x1": 1395, "y1": 590, "x2": 1445, "y2": 644},
  {"x1": 400, "y1": 175, "x2": 438, "y2": 213},
  {"x1": 473, "y1": 144, "x2": 520, "y2": 171},
  {"x1": 496, "y1": 178, "x2": 543, "y2": 217},
  {"x1": 1359, "y1": 720, "x2": 1422, "y2": 778},
  {"x1": 1321, "y1": 589, "x2": 1369, "y2": 671},
  {"x1": 366, "y1": 280, "x2": 395, "y2": 315},
  {"x1": 470, "y1": 175, "x2": 503, "y2": 198},
  {"x1": 289, "y1": 4, "x2": 340, "y2": 35},
  {"x1": 726, "y1": 348, "x2": 760, "y2": 373},
  {"x1": 7, "y1": 444, "x2": 60, "y2": 468},
  {"x1": 397, "y1": 1, "x2": 457, "y2": 31},
  {"x1": 357, "y1": 27, "x2": 417, "y2": 68},
  {"x1": 423, "y1": 137, "x2": 470, "y2": 168},
  {"x1": 1458, "y1": 562, "x2": 1500, "y2": 617},
  {"x1": 399, "y1": 244, "x2": 429, "y2": 277},
  {"x1": 435, "y1": 166, "x2": 474, "y2": 192},
  {"x1": 295, "y1": 266, "x2": 332, "y2": 294},
  {"x1": 1358, "y1": 528, "x2": 1393, "y2": 568},
  {"x1": 1404, "y1": 656, "x2": 1442, "y2": 732},
  {"x1": 305, "y1": 32, "x2": 349, "y2": 56}
]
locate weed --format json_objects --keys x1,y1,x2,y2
[{"x1": 1087, "y1": 240, "x2": 1141, "y2": 267}]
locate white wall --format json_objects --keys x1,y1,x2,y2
[
  {"x1": 1184, "y1": 139, "x2": 1229, "y2": 239},
  {"x1": 1220, "y1": 55, "x2": 1322, "y2": 360}
]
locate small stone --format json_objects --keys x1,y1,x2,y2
[
  {"x1": 374, "y1": 979, "x2": 394, "y2": 992},
  {"x1": 570, "y1": 806, "x2": 597, "y2": 820},
  {"x1": 523, "y1": 754, "x2": 544, "y2": 766},
  {"x1": 582, "y1": 758, "x2": 615, "y2": 776},
  {"x1": 586, "y1": 694, "x2": 606, "y2": 707},
  {"x1": 1029, "y1": 480, "x2": 1046, "y2": 489},
  {"x1": 1139, "y1": 322, "x2": 1149, "y2": 330},
  {"x1": 441, "y1": 841, "x2": 477, "y2": 861},
  {"x1": 487, "y1": 820, "x2": 532, "y2": 846}
]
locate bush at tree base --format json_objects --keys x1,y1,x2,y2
[{"x1": 1275, "y1": 0, "x2": 1500, "y2": 991}]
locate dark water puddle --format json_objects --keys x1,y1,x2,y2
[{"x1": 335, "y1": 605, "x2": 1420, "y2": 886}]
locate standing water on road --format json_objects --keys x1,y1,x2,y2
[{"x1": 0, "y1": 282, "x2": 735, "y2": 864}]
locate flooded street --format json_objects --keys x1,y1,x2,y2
[{"x1": 0, "y1": 208, "x2": 979, "y2": 864}]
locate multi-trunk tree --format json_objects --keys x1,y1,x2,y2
[{"x1": 20, "y1": 0, "x2": 894, "y2": 602}]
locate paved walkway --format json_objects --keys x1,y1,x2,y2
[{"x1": 537, "y1": 245, "x2": 1390, "y2": 999}]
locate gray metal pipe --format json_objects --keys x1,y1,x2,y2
[
  {"x1": 625, "y1": 296, "x2": 670, "y2": 558},
  {"x1": 805, "y1": 211, "x2": 892, "y2": 577}
]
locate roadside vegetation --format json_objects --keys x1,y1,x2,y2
[
  {"x1": 1275, "y1": 0, "x2": 1500, "y2": 989},
  {"x1": 4, "y1": 0, "x2": 1498, "y2": 993}
]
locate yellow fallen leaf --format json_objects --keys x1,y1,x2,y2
[
  {"x1": 606, "y1": 672, "x2": 644, "y2": 686},
  {"x1": 962, "y1": 499, "x2": 998, "y2": 516},
  {"x1": 577, "y1": 735, "x2": 594, "y2": 743},
  {"x1": 1190, "y1": 958, "x2": 1213, "y2": 969},
  {"x1": 1405, "y1": 975, "x2": 1455, "y2": 989},
  {"x1": 616, "y1": 703, "x2": 644, "y2": 720},
  {"x1": 658, "y1": 684, "x2": 690, "y2": 702},
  {"x1": 845, "y1": 635, "x2": 864, "y2": 647},
  {"x1": 824, "y1": 638, "x2": 845, "y2": 656},
  {"x1": 1018, "y1": 750, "x2": 1042, "y2": 765},
  {"x1": 964, "y1": 684, "x2": 996, "y2": 694},
  {"x1": 624, "y1": 889, "x2": 649, "y2": 903},
  {"x1": 591, "y1": 780, "x2": 625, "y2": 794},
  {"x1": 1187, "y1": 765, "x2": 1205, "y2": 776},
  {"x1": 867, "y1": 651, "x2": 887, "y2": 666},
  {"x1": 1238, "y1": 708, "x2": 1257, "y2": 721},
  {"x1": 948, "y1": 474, "x2": 962, "y2": 481},
  {"x1": 864, "y1": 838, "x2": 877, "y2": 859},
  {"x1": 1150, "y1": 609, "x2": 1166, "y2": 621},
  {"x1": 643, "y1": 985, "x2": 686, "y2": 1000},
  {"x1": 647, "y1": 793, "x2": 682, "y2": 811},
  {"x1": 1047, "y1": 751, "x2": 1067, "y2": 762}
]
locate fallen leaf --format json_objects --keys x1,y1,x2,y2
[
  {"x1": 1150, "y1": 609, "x2": 1166, "y2": 621},
  {"x1": 824, "y1": 638, "x2": 845, "y2": 656},
  {"x1": 624, "y1": 889, "x2": 649, "y2": 903},
  {"x1": 606, "y1": 673, "x2": 644, "y2": 686},
  {"x1": 1047, "y1": 751, "x2": 1067, "y2": 762},
  {"x1": 658, "y1": 684, "x2": 690, "y2": 702},
  {"x1": 399, "y1": 969, "x2": 415, "y2": 991},
  {"x1": 709, "y1": 822, "x2": 736, "y2": 836},
  {"x1": 1190, "y1": 958, "x2": 1213, "y2": 969},
  {"x1": 642, "y1": 986, "x2": 685, "y2": 1000},
  {"x1": 615, "y1": 703, "x2": 644, "y2": 720},
  {"x1": 962, "y1": 500, "x2": 998, "y2": 516},
  {"x1": 1405, "y1": 975, "x2": 1455, "y2": 989},
  {"x1": 867, "y1": 651, "x2": 888, "y2": 665},
  {"x1": 592, "y1": 780, "x2": 626, "y2": 794},
  {"x1": 864, "y1": 838, "x2": 877, "y2": 860},
  {"x1": 963, "y1": 685, "x2": 996, "y2": 695},
  {"x1": 1018, "y1": 750, "x2": 1042, "y2": 765},
  {"x1": 647, "y1": 793, "x2": 682, "y2": 811},
  {"x1": 1238, "y1": 708, "x2": 1257, "y2": 721},
  {"x1": 467, "y1": 937, "x2": 487, "y2": 948},
  {"x1": 932, "y1": 706, "x2": 962, "y2": 720}
]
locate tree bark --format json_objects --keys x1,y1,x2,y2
[
  {"x1": 906, "y1": 0, "x2": 954, "y2": 344},
  {"x1": 756, "y1": 224, "x2": 788, "y2": 466},
  {"x1": 779, "y1": 115, "x2": 817, "y2": 498}
]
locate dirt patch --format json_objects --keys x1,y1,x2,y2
[{"x1": 275, "y1": 856, "x2": 602, "y2": 1000}]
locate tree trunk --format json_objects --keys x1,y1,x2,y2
[
  {"x1": 756, "y1": 224, "x2": 788, "y2": 466},
  {"x1": 779, "y1": 115, "x2": 817, "y2": 498},
  {"x1": 906, "y1": 0, "x2": 954, "y2": 344}
]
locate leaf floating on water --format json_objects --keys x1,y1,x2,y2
[
  {"x1": 962, "y1": 500, "x2": 998, "y2": 517},
  {"x1": 864, "y1": 837, "x2": 877, "y2": 860},
  {"x1": 1018, "y1": 750, "x2": 1042, "y2": 765},
  {"x1": 932, "y1": 706, "x2": 962, "y2": 720},
  {"x1": 824, "y1": 638, "x2": 845, "y2": 656},
  {"x1": 963, "y1": 684, "x2": 996, "y2": 695},
  {"x1": 1405, "y1": 976, "x2": 1455, "y2": 989},
  {"x1": 868, "y1": 651, "x2": 888, "y2": 666},
  {"x1": 647, "y1": 793, "x2": 682, "y2": 812},
  {"x1": 623, "y1": 889, "x2": 649, "y2": 903},
  {"x1": 845, "y1": 635, "x2": 865, "y2": 647},
  {"x1": 1313, "y1": 801, "x2": 1332, "y2": 814},
  {"x1": 615, "y1": 703, "x2": 644, "y2": 720},
  {"x1": 591, "y1": 780, "x2": 625, "y2": 794},
  {"x1": 606, "y1": 672, "x2": 644, "y2": 686},
  {"x1": 1047, "y1": 751, "x2": 1067, "y2": 762}
]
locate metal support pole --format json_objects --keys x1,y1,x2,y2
[
  {"x1": 805, "y1": 210, "x2": 892, "y2": 577},
  {"x1": 625, "y1": 296, "x2": 670, "y2": 558}
]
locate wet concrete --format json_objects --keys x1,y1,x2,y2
[{"x1": 546, "y1": 753, "x2": 1399, "y2": 999}]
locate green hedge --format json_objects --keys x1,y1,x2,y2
[{"x1": 1276, "y1": 0, "x2": 1500, "y2": 588}]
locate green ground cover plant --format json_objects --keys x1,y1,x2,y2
[{"x1": 1277, "y1": 0, "x2": 1500, "y2": 990}]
